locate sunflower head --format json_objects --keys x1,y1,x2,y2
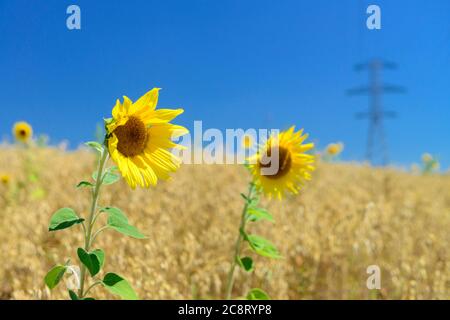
[
  {"x1": 431, "y1": 161, "x2": 440, "y2": 170},
  {"x1": 422, "y1": 153, "x2": 433, "y2": 163},
  {"x1": 326, "y1": 142, "x2": 344, "y2": 156},
  {"x1": 106, "y1": 88, "x2": 188, "y2": 189},
  {"x1": 248, "y1": 126, "x2": 315, "y2": 199},
  {"x1": 0, "y1": 174, "x2": 10, "y2": 186},
  {"x1": 13, "y1": 121, "x2": 33, "y2": 143}
]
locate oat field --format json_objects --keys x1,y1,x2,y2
[{"x1": 0, "y1": 146, "x2": 449, "y2": 300}]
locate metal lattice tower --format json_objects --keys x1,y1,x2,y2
[{"x1": 347, "y1": 59, "x2": 405, "y2": 165}]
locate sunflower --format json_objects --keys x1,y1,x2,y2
[
  {"x1": 431, "y1": 161, "x2": 440, "y2": 170},
  {"x1": 422, "y1": 153, "x2": 433, "y2": 163},
  {"x1": 0, "y1": 174, "x2": 10, "y2": 185},
  {"x1": 106, "y1": 88, "x2": 188, "y2": 189},
  {"x1": 326, "y1": 142, "x2": 344, "y2": 156},
  {"x1": 13, "y1": 121, "x2": 33, "y2": 143},
  {"x1": 248, "y1": 126, "x2": 315, "y2": 199}
]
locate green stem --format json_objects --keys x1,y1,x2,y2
[
  {"x1": 90, "y1": 226, "x2": 109, "y2": 247},
  {"x1": 225, "y1": 183, "x2": 255, "y2": 300},
  {"x1": 83, "y1": 281, "x2": 102, "y2": 297},
  {"x1": 78, "y1": 148, "x2": 109, "y2": 298}
]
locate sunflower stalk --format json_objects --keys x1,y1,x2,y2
[
  {"x1": 225, "y1": 182, "x2": 255, "y2": 300},
  {"x1": 78, "y1": 146, "x2": 109, "y2": 298}
]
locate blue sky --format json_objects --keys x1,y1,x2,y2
[{"x1": 0, "y1": 0, "x2": 449, "y2": 168}]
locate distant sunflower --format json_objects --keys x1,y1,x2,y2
[
  {"x1": 13, "y1": 121, "x2": 33, "y2": 143},
  {"x1": 326, "y1": 142, "x2": 344, "y2": 156},
  {"x1": 422, "y1": 153, "x2": 433, "y2": 163},
  {"x1": 431, "y1": 161, "x2": 440, "y2": 170},
  {"x1": 0, "y1": 174, "x2": 10, "y2": 185},
  {"x1": 248, "y1": 126, "x2": 315, "y2": 199},
  {"x1": 106, "y1": 88, "x2": 188, "y2": 189}
]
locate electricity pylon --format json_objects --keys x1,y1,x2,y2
[{"x1": 347, "y1": 59, "x2": 405, "y2": 165}]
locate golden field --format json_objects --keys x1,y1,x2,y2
[{"x1": 0, "y1": 146, "x2": 449, "y2": 300}]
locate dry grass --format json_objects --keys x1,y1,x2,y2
[{"x1": 0, "y1": 146, "x2": 449, "y2": 300}]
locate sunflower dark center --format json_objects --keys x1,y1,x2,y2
[
  {"x1": 259, "y1": 146, "x2": 292, "y2": 179},
  {"x1": 19, "y1": 129, "x2": 26, "y2": 137},
  {"x1": 114, "y1": 116, "x2": 148, "y2": 157}
]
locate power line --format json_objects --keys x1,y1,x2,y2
[{"x1": 347, "y1": 59, "x2": 406, "y2": 165}]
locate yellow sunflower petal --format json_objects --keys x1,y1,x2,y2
[
  {"x1": 145, "y1": 109, "x2": 184, "y2": 125},
  {"x1": 122, "y1": 96, "x2": 133, "y2": 112},
  {"x1": 133, "y1": 88, "x2": 160, "y2": 114},
  {"x1": 112, "y1": 99, "x2": 123, "y2": 119}
]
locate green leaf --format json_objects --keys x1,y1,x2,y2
[
  {"x1": 100, "y1": 207, "x2": 128, "y2": 224},
  {"x1": 108, "y1": 166, "x2": 119, "y2": 173},
  {"x1": 241, "y1": 188, "x2": 260, "y2": 206},
  {"x1": 83, "y1": 297, "x2": 96, "y2": 300},
  {"x1": 49, "y1": 208, "x2": 84, "y2": 232},
  {"x1": 102, "y1": 207, "x2": 146, "y2": 239},
  {"x1": 92, "y1": 249, "x2": 105, "y2": 270},
  {"x1": 246, "y1": 207, "x2": 274, "y2": 223},
  {"x1": 93, "y1": 171, "x2": 120, "y2": 186},
  {"x1": 240, "y1": 193, "x2": 250, "y2": 202},
  {"x1": 247, "y1": 288, "x2": 270, "y2": 300},
  {"x1": 45, "y1": 265, "x2": 67, "y2": 289},
  {"x1": 238, "y1": 256, "x2": 254, "y2": 272},
  {"x1": 102, "y1": 273, "x2": 138, "y2": 300},
  {"x1": 85, "y1": 141, "x2": 103, "y2": 154},
  {"x1": 69, "y1": 290, "x2": 79, "y2": 300},
  {"x1": 77, "y1": 248, "x2": 105, "y2": 277},
  {"x1": 249, "y1": 192, "x2": 260, "y2": 206},
  {"x1": 245, "y1": 234, "x2": 282, "y2": 259},
  {"x1": 108, "y1": 220, "x2": 146, "y2": 239},
  {"x1": 76, "y1": 181, "x2": 94, "y2": 189},
  {"x1": 77, "y1": 248, "x2": 95, "y2": 276}
]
